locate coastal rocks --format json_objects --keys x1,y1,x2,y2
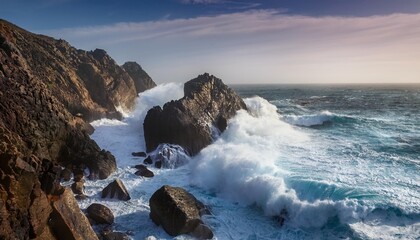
[
  {"x1": 131, "y1": 151, "x2": 147, "y2": 157},
  {"x1": 144, "y1": 73, "x2": 246, "y2": 155},
  {"x1": 71, "y1": 181, "x2": 85, "y2": 195},
  {"x1": 122, "y1": 61, "x2": 157, "y2": 94},
  {"x1": 149, "y1": 185, "x2": 212, "y2": 237},
  {"x1": 101, "y1": 179, "x2": 131, "y2": 201},
  {"x1": 134, "y1": 165, "x2": 154, "y2": 178},
  {"x1": 102, "y1": 232, "x2": 130, "y2": 240},
  {"x1": 87, "y1": 150, "x2": 117, "y2": 180},
  {"x1": 49, "y1": 188, "x2": 98, "y2": 240},
  {"x1": 86, "y1": 203, "x2": 114, "y2": 225}
]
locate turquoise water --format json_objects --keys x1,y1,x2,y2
[
  {"x1": 84, "y1": 83, "x2": 419, "y2": 239},
  {"x1": 229, "y1": 84, "x2": 420, "y2": 239}
]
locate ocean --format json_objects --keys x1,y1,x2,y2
[{"x1": 76, "y1": 83, "x2": 420, "y2": 240}]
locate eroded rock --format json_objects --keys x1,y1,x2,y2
[
  {"x1": 101, "y1": 179, "x2": 131, "y2": 201},
  {"x1": 144, "y1": 73, "x2": 246, "y2": 156},
  {"x1": 86, "y1": 203, "x2": 114, "y2": 225},
  {"x1": 149, "y1": 185, "x2": 212, "y2": 237}
]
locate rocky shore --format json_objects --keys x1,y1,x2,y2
[
  {"x1": 1, "y1": 19, "x2": 245, "y2": 239},
  {"x1": 0, "y1": 19, "x2": 155, "y2": 239}
]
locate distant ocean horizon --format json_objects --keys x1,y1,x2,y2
[{"x1": 83, "y1": 82, "x2": 419, "y2": 239}]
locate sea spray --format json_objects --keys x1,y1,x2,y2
[{"x1": 190, "y1": 96, "x2": 368, "y2": 228}]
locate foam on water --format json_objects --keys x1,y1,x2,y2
[
  {"x1": 80, "y1": 83, "x2": 419, "y2": 239},
  {"x1": 190, "y1": 97, "x2": 369, "y2": 229}
]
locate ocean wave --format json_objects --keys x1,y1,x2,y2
[
  {"x1": 283, "y1": 111, "x2": 335, "y2": 127},
  {"x1": 190, "y1": 97, "x2": 369, "y2": 228}
]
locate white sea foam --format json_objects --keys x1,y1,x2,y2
[
  {"x1": 283, "y1": 111, "x2": 334, "y2": 127},
  {"x1": 190, "y1": 97, "x2": 369, "y2": 228},
  {"x1": 82, "y1": 84, "x2": 418, "y2": 239}
]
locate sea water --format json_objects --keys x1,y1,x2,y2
[{"x1": 77, "y1": 83, "x2": 420, "y2": 239}]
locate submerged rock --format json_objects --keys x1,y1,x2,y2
[
  {"x1": 102, "y1": 231, "x2": 131, "y2": 240},
  {"x1": 149, "y1": 185, "x2": 212, "y2": 237},
  {"x1": 134, "y1": 164, "x2": 154, "y2": 178},
  {"x1": 101, "y1": 179, "x2": 131, "y2": 201},
  {"x1": 144, "y1": 73, "x2": 246, "y2": 155},
  {"x1": 131, "y1": 151, "x2": 147, "y2": 157},
  {"x1": 86, "y1": 203, "x2": 114, "y2": 225}
]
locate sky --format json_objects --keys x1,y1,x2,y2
[{"x1": 1, "y1": 0, "x2": 420, "y2": 84}]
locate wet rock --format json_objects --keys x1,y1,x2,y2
[
  {"x1": 49, "y1": 188, "x2": 98, "y2": 240},
  {"x1": 86, "y1": 203, "x2": 114, "y2": 225},
  {"x1": 144, "y1": 73, "x2": 246, "y2": 156},
  {"x1": 87, "y1": 150, "x2": 117, "y2": 180},
  {"x1": 71, "y1": 181, "x2": 85, "y2": 195},
  {"x1": 149, "y1": 185, "x2": 207, "y2": 236},
  {"x1": 191, "y1": 223, "x2": 214, "y2": 239},
  {"x1": 101, "y1": 179, "x2": 131, "y2": 201},
  {"x1": 134, "y1": 165, "x2": 154, "y2": 178},
  {"x1": 143, "y1": 156, "x2": 153, "y2": 164},
  {"x1": 75, "y1": 194, "x2": 88, "y2": 200},
  {"x1": 132, "y1": 151, "x2": 147, "y2": 157}
]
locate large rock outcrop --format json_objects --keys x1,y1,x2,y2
[
  {"x1": 149, "y1": 185, "x2": 212, "y2": 238},
  {"x1": 0, "y1": 19, "x2": 154, "y2": 239},
  {"x1": 122, "y1": 61, "x2": 156, "y2": 94},
  {"x1": 144, "y1": 73, "x2": 246, "y2": 155}
]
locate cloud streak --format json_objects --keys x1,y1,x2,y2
[{"x1": 44, "y1": 10, "x2": 420, "y2": 84}]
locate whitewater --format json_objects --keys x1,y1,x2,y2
[{"x1": 75, "y1": 83, "x2": 420, "y2": 239}]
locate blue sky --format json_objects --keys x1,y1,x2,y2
[{"x1": 2, "y1": 0, "x2": 420, "y2": 83}]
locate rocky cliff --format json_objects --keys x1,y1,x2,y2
[
  {"x1": 0, "y1": 19, "x2": 155, "y2": 239},
  {"x1": 144, "y1": 73, "x2": 246, "y2": 156}
]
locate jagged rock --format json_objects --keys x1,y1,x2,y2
[
  {"x1": 134, "y1": 165, "x2": 154, "y2": 178},
  {"x1": 122, "y1": 61, "x2": 156, "y2": 94},
  {"x1": 101, "y1": 179, "x2": 131, "y2": 201},
  {"x1": 0, "y1": 19, "x2": 154, "y2": 239},
  {"x1": 149, "y1": 185, "x2": 209, "y2": 236},
  {"x1": 87, "y1": 150, "x2": 117, "y2": 180},
  {"x1": 132, "y1": 151, "x2": 147, "y2": 157},
  {"x1": 71, "y1": 181, "x2": 85, "y2": 195},
  {"x1": 103, "y1": 232, "x2": 130, "y2": 240},
  {"x1": 144, "y1": 73, "x2": 246, "y2": 155},
  {"x1": 49, "y1": 188, "x2": 98, "y2": 240},
  {"x1": 191, "y1": 223, "x2": 214, "y2": 239},
  {"x1": 86, "y1": 203, "x2": 114, "y2": 225}
]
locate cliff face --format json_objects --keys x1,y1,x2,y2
[{"x1": 0, "y1": 19, "x2": 155, "y2": 239}]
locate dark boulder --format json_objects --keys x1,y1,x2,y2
[
  {"x1": 71, "y1": 181, "x2": 85, "y2": 195},
  {"x1": 149, "y1": 185, "x2": 212, "y2": 237},
  {"x1": 134, "y1": 165, "x2": 154, "y2": 178},
  {"x1": 131, "y1": 151, "x2": 147, "y2": 157},
  {"x1": 101, "y1": 179, "x2": 131, "y2": 201},
  {"x1": 49, "y1": 188, "x2": 98, "y2": 240},
  {"x1": 144, "y1": 73, "x2": 246, "y2": 155},
  {"x1": 143, "y1": 156, "x2": 153, "y2": 164},
  {"x1": 86, "y1": 203, "x2": 114, "y2": 225},
  {"x1": 87, "y1": 150, "x2": 117, "y2": 180},
  {"x1": 122, "y1": 61, "x2": 156, "y2": 94},
  {"x1": 191, "y1": 223, "x2": 214, "y2": 239}
]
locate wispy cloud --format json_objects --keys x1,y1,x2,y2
[{"x1": 44, "y1": 10, "x2": 420, "y2": 84}]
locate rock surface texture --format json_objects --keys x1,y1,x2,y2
[
  {"x1": 122, "y1": 61, "x2": 156, "y2": 94},
  {"x1": 149, "y1": 185, "x2": 212, "y2": 237},
  {"x1": 86, "y1": 203, "x2": 114, "y2": 225},
  {"x1": 101, "y1": 179, "x2": 131, "y2": 201},
  {"x1": 0, "y1": 19, "x2": 154, "y2": 239},
  {"x1": 144, "y1": 73, "x2": 246, "y2": 155}
]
